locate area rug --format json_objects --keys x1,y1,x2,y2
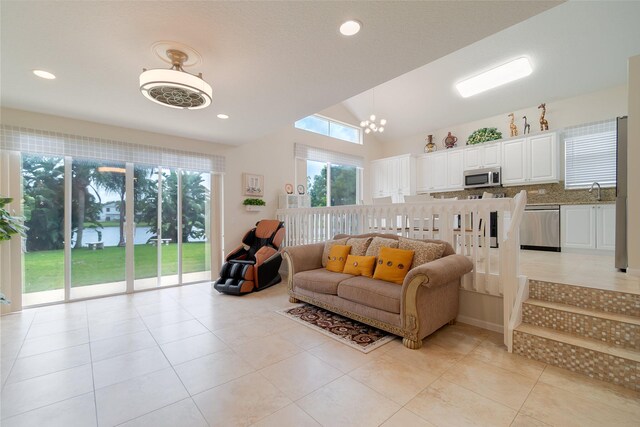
[{"x1": 277, "y1": 304, "x2": 395, "y2": 353}]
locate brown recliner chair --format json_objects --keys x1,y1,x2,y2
[{"x1": 213, "y1": 220, "x2": 285, "y2": 295}]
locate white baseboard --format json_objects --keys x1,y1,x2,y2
[
  {"x1": 627, "y1": 267, "x2": 640, "y2": 278},
  {"x1": 456, "y1": 315, "x2": 504, "y2": 334}
]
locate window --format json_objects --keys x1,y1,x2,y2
[
  {"x1": 296, "y1": 144, "x2": 363, "y2": 207},
  {"x1": 4, "y1": 125, "x2": 222, "y2": 308},
  {"x1": 306, "y1": 161, "x2": 360, "y2": 207},
  {"x1": 564, "y1": 120, "x2": 617, "y2": 189},
  {"x1": 295, "y1": 114, "x2": 362, "y2": 144}
]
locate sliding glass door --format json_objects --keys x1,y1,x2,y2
[
  {"x1": 70, "y1": 159, "x2": 127, "y2": 299},
  {"x1": 133, "y1": 166, "x2": 212, "y2": 291},
  {"x1": 181, "y1": 170, "x2": 211, "y2": 283},
  {"x1": 20, "y1": 157, "x2": 213, "y2": 306},
  {"x1": 22, "y1": 155, "x2": 66, "y2": 306}
]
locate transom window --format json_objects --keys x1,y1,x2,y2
[{"x1": 295, "y1": 114, "x2": 362, "y2": 144}]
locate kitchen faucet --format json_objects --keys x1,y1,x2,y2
[{"x1": 589, "y1": 182, "x2": 601, "y2": 201}]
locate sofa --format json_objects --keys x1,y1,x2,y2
[{"x1": 282, "y1": 233, "x2": 473, "y2": 349}]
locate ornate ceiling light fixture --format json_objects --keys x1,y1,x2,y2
[
  {"x1": 139, "y1": 49, "x2": 212, "y2": 110},
  {"x1": 360, "y1": 89, "x2": 386, "y2": 134}
]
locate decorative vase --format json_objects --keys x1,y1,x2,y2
[
  {"x1": 424, "y1": 135, "x2": 437, "y2": 153},
  {"x1": 444, "y1": 132, "x2": 457, "y2": 149}
]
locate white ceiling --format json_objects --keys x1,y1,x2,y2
[
  {"x1": 0, "y1": 1, "x2": 559, "y2": 146},
  {"x1": 343, "y1": 1, "x2": 640, "y2": 143}
]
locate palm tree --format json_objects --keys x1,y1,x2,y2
[
  {"x1": 71, "y1": 161, "x2": 101, "y2": 249},
  {"x1": 22, "y1": 156, "x2": 65, "y2": 251}
]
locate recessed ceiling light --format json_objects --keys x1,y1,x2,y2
[
  {"x1": 339, "y1": 20, "x2": 361, "y2": 36},
  {"x1": 217, "y1": 114, "x2": 229, "y2": 119},
  {"x1": 33, "y1": 69, "x2": 56, "y2": 80},
  {"x1": 456, "y1": 57, "x2": 533, "y2": 98}
]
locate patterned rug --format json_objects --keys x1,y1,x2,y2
[{"x1": 277, "y1": 304, "x2": 395, "y2": 353}]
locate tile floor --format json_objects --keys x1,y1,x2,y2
[{"x1": 1, "y1": 282, "x2": 639, "y2": 427}]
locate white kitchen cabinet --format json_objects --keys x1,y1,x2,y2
[
  {"x1": 370, "y1": 154, "x2": 415, "y2": 202},
  {"x1": 501, "y1": 132, "x2": 558, "y2": 186},
  {"x1": 528, "y1": 133, "x2": 558, "y2": 183},
  {"x1": 464, "y1": 142, "x2": 501, "y2": 170},
  {"x1": 416, "y1": 151, "x2": 450, "y2": 193},
  {"x1": 596, "y1": 204, "x2": 616, "y2": 251},
  {"x1": 561, "y1": 204, "x2": 615, "y2": 251},
  {"x1": 501, "y1": 138, "x2": 527, "y2": 185},
  {"x1": 447, "y1": 150, "x2": 464, "y2": 190}
]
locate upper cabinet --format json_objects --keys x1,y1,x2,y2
[
  {"x1": 371, "y1": 154, "x2": 415, "y2": 202},
  {"x1": 416, "y1": 149, "x2": 463, "y2": 193},
  {"x1": 373, "y1": 131, "x2": 559, "y2": 198},
  {"x1": 464, "y1": 142, "x2": 501, "y2": 170},
  {"x1": 502, "y1": 132, "x2": 558, "y2": 186}
]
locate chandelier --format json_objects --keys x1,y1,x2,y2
[
  {"x1": 139, "y1": 49, "x2": 212, "y2": 110},
  {"x1": 360, "y1": 115, "x2": 386, "y2": 134},
  {"x1": 359, "y1": 89, "x2": 386, "y2": 133}
]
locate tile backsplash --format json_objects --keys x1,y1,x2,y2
[{"x1": 431, "y1": 182, "x2": 615, "y2": 205}]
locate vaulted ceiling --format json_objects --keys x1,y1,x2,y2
[
  {"x1": 1, "y1": 1, "x2": 559, "y2": 145},
  {"x1": 342, "y1": 1, "x2": 640, "y2": 143}
]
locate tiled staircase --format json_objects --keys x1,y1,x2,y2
[{"x1": 513, "y1": 279, "x2": 639, "y2": 391}]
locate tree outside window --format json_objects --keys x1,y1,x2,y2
[{"x1": 307, "y1": 161, "x2": 358, "y2": 207}]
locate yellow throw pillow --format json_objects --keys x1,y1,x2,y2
[
  {"x1": 326, "y1": 245, "x2": 352, "y2": 273},
  {"x1": 373, "y1": 247, "x2": 415, "y2": 285},
  {"x1": 342, "y1": 255, "x2": 377, "y2": 277},
  {"x1": 322, "y1": 238, "x2": 349, "y2": 267}
]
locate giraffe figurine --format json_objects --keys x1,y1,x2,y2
[
  {"x1": 538, "y1": 103, "x2": 549, "y2": 131},
  {"x1": 508, "y1": 113, "x2": 518, "y2": 137},
  {"x1": 522, "y1": 115, "x2": 530, "y2": 134}
]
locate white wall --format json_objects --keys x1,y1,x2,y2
[
  {"x1": 223, "y1": 103, "x2": 384, "y2": 253},
  {"x1": 380, "y1": 85, "x2": 628, "y2": 158},
  {"x1": 627, "y1": 56, "x2": 640, "y2": 277}
]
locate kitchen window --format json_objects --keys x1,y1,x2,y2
[{"x1": 564, "y1": 120, "x2": 616, "y2": 189}]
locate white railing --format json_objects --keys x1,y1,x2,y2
[{"x1": 276, "y1": 190, "x2": 527, "y2": 350}]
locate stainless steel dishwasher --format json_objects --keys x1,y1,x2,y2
[{"x1": 520, "y1": 205, "x2": 561, "y2": 251}]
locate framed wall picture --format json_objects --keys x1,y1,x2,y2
[{"x1": 243, "y1": 173, "x2": 264, "y2": 197}]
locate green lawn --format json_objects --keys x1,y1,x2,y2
[{"x1": 24, "y1": 242, "x2": 208, "y2": 293}]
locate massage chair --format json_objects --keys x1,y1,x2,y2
[{"x1": 213, "y1": 219, "x2": 285, "y2": 295}]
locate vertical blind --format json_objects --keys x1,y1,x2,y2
[{"x1": 564, "y1": 120, "x2": 616, "y2": 189}]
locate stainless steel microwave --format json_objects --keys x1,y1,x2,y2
[{"x1": 463, "y1": 167, "x2": 502, "y2": 189}]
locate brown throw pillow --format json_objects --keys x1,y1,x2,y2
[
  {"x1": 322, "y1": 238, "x2": 349, "y2": 267},
  {"x1": 365, "y1": 237, "x2": 399, "y2": 257},
  {"x1": 398, "y1": 237, "x2": 445, "y2": 269},
  {"x1": 346, "y1": 237, "x2": 373, "y2": 256}
]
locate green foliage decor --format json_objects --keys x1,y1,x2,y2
[
  {"x1": 466, "y1": 127, "x2": 503, "y2": 145},
  {"x1": 243, "y1": 198, "x2": 266, "y2": 206},
  {"x1": 0, "y1": 196, "x2": 27, "y2": 242}
]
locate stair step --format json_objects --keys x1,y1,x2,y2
[
  {"x1": 525, "y1": 299, "x2": 640, "y2": 324},
  {"x1": 528, "y1": 279, "x2": 640, "y2": 317},
  {"x1": 523, "y1": 299, "x2": 639, "y2": 350},
  {"x1": 513, "y1": 324, "x2": 640, "y2": 391},
  {"x1": 515, "y1": 324, "x2": 640, "y2": 362}
]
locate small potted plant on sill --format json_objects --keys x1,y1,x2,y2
[
  {"x1": 243, "y1": 198, "x2": 266, "y2": 212},
  {"x1": 1, "y1": 196, "x2": 28, "y2": 305}
]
